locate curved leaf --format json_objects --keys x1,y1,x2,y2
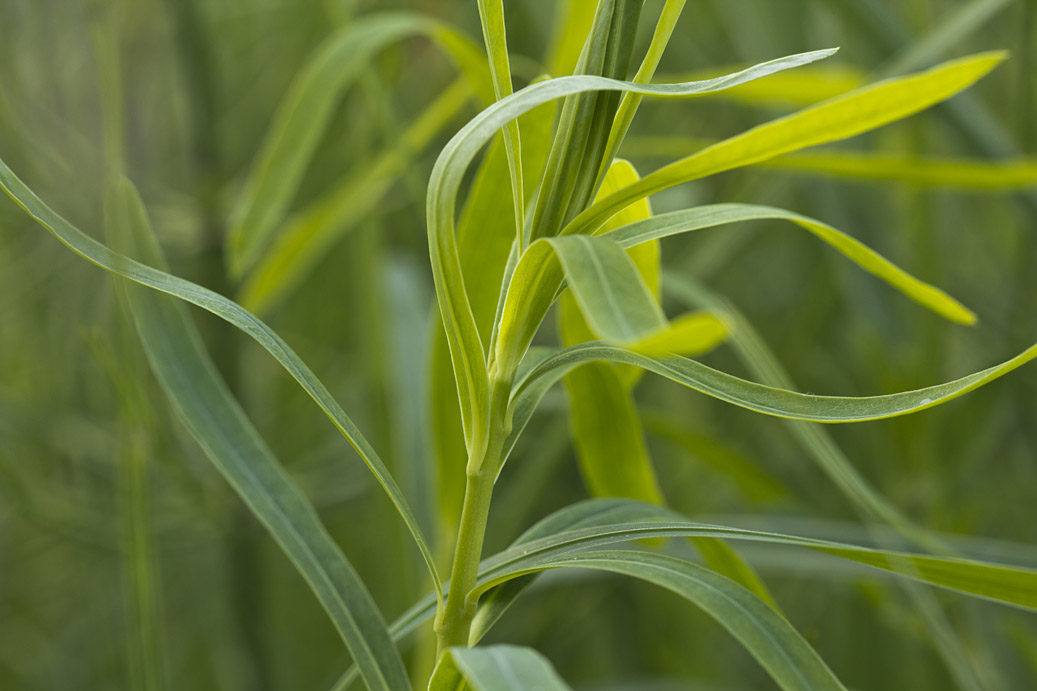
[
  {"x1": 474, "y1": 499, "x2": 1037, "y2": 612},
  {"x1": 605, "y1": 202, "x2": 976, "y2": 324},
  {"x1": 483, "y1": 551, "x2": 848, "y2": 691},
  {"x1": 567, "y1": 52, "x2": 1006, "y2": 236},
  {"x1": 513, "y1": 340, "x2": 1037, "y2": 425},
  {"x1": 0, "y1": 157, "x2": 444, "y2": 610},
  {"x1": 228, "y1": 12, "x2": 493, "y2": 278},
  {"x1": 105, "y1": 179, "x2": 409, "y2": 691}
]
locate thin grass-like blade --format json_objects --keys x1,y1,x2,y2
[
  {"x1": 605, "y1": 202, "x2": 976, "y2": 324},
  {"x1": 0, "y1": 158, "x2": 443, "y2": 610},
  {"x1": 431, "y1": 645, "x2": 573, "y2": 691},
  {"x1": 480, "y1": 551, "x2": 848, "y2": 691},
  {"x1": 596, "y1": 0, "x2": 686, "y2": 185},
  {"x1": 476, "y1": 0, "x2": 524, "y2": 246},
  {"x1": 327, "y1": 499, "x2": 1037, "y2": 689},
  {"x1": 567, "y1": 52, "x2": 1007, "y2": 236},
  {"x1": 514, "y1": 340, "x2": 1037, "y2": 425},
  {"x1": 228, "y1": 12, "x2": 492, "y2": 278},
  {"x1": 104, "y1": 179, "x2": 409, "y2": 691},
  {"x1": 623, "y1": 137, "x2": 1037, "y2": 190},
  {"x1": 474, "y1": 499, "x2": 1037, "y2": 612},
  {"x1": 239, "y1": 78, "x2": 473, "y2": 316}
]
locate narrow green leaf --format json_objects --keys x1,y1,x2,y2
[
  {"x1": 430, "y1": 95, "x2": 556, "y2": 526},
  {"x1": 513, "y1": 338, "x2": 1037, "y2": 425},
  {"x1": 329, "y1": 497, "x2": 1037, "y2": 688},
  {"x1": 596, "y1": 0, "x2": 687, "y2": 185},
  {"x1": 660, "y1": 64, "x2": 866, "y2": 106},
  {"x1": 475, "y1": 499, "x2": 1037, "y2": 613},
  {"x1": 568, "y1": 52, "x2": 1007, "y2": 236},
  {"x1": 432, "y1": 645, "x2": 573, "y2": 691},
  {"x1": 605, "y1": 202, "x2": 976, "y2": 324},
  {"x1": 476, "y1": 0, "x2": 524, "y2": 247},
  {"x1": 105, "y1": 179, "x2": 409, "y2": 691},
  {"x1": 239, "y1": 78, "x2": 474, "y2": 316},
  {"x1": 228, "y1": 12, "x2": 493, "y2": 278},
  {"x1": 0, "y1": 157, "x2": 444, "y2": 610},
  {"x1": 623, "y1": 137, "x2": 1037, "y2": 190},
  {"x1": 485, "y1": 551, "x2": 848, "y2": 691}
]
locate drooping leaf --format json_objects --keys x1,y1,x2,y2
[
  {"x1": 0, "y1": 157, "x2": 444, "y2": 611},
  {"x1": 104, "y1": 178, "x2": 409, "y2": 691},
  {"x1": 604, "y1": 202, "x2": 976, "y2": 324},
  {"x1": 479, "y1": 550, "x2": 848, "y2": 691},
  {"x1": 513, "y1": 339, "x2": 1037, "y2": 426},
  {"x1": 475, "y1": 499, "x2": 1037, "y2": 613}
]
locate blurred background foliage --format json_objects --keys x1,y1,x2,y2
[{"x1": 1, "y1": 0, "x2": 1036, "y2": 689}]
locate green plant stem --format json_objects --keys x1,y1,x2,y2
[{"x1": 434, "y1": 371, "x2": 513, "y2": 654}]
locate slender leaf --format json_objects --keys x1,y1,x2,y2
[
  {"x1": 604, "y1": 202, "x2": 976, "y2": 324},
  {"x1": 475, "y1": 0, "x2": 524, "y2": 247},
  {"x1": 623, "y1": 137, "x2": 1037, "y2": 190},
  {"x1": 0, "y1": 157, "x2": 444, "y2": 609},
  {"x1": 513, "y1": 339, "x2": 1037, "y2": 426},
  {"x1": 105, "y1": 179, "x2": 409, "y2": 691},
  {"x1": 480, "y1": 551, "x2": 848, "y2": 691},
  {"x1": 228, "y1": 12, "x2": 493, "y2": 278},
  {"x1": 567, "y1": 52, "x2": 1007, "y2": 236}
]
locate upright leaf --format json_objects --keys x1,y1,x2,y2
[{"x1": 228, "y1": 13, "x2": 492, "y2": 278}]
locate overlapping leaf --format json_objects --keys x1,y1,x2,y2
[
  {"x1": 228, "y1": 12, "x2": 493, "y2": 279},
  {"x1": 0, "y1": 158, "x2": 443, "y2": 610},
  {"x1": 105, "y1": 179, "x2": 409, "y2": 691}
]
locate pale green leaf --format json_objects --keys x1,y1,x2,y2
[
  {"x1": 431, "y1": 645, "x2": 572, "y2": 691},
  {"x1": 427, "y1": 49, "x2": 837, "y2": 447},
  {"x1": 476, "y1": 0, "x2": 524, "y2": 246},
  {"x1": 568, "y1": 52, "x2": 1007, "y2": 236},
  {"x1": 228, "y1": 12, "x2": 493, "y2": 278},
  {"x1": 623, "y1": 136, "x2": 1037, "y2": 190},
  {"x1": 239, "y1": 78, "x2": 474, "y2": 316},
  {"x1": 604, "y1": 202, "x2": 976, "y2": 324}
]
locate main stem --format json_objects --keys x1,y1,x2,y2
[{"x1": 434, "y1": 370, "x2": 512, "y2": 654}]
